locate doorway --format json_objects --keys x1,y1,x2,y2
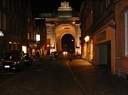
[
  {"x1": 98, "y1": 41, "x2": 111, "y2": 71},
  {"x1": 61, "y1": 34, "x2": 75, "y2": 53}
]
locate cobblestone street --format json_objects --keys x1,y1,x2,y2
[
  {"x1": 68, "y1": 59, "x2": 128, "y2": 95},
  {"x1": 0, "y1": 58, "x2": 128, "y2": 95}
]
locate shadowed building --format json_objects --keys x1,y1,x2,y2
[{"x1": 0, "y1": 0, "x2": 32, "y2": 56}]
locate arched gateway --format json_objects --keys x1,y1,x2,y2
[
  {"x1": 55, "y1": 24, "x2": 76, "y2": 52},
  {"x1": 44, "y1": 1, "x2": 81, "y2": 55}
]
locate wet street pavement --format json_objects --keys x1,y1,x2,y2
[
  {"x1": 0, "y1": 58, "x2": 83, "y2": 95},
  {"x1": 0, "y1": 58, "x2": 128, "y2": 95},
  {"x1": 68, "y1": 59, "x2": 128, "y2": 95}
]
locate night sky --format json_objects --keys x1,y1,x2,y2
[{"x1": 31, "y1": 0, "x2": 84, "y2": 15}]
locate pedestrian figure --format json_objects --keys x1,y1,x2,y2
[{"x1": 69, "y1": 53, "x2": 72, "y2": 61}]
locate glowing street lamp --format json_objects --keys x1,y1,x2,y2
[
  {"x1": 0, "y1": 30, "x2": 4, "y2": 37},
  {"x1": 47, "y1": 44, "x2": 50, "y2": 48},
  {"x1": 84, "y1": 35, "x2": 90, "y2": 42},
  {"x1": 72, "y1": 21, "x2": 75, "y2": 24}
]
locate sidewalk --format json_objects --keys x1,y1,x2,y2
[{"x1": 67, "y1": 58, "x2": 128, "y2": 95}]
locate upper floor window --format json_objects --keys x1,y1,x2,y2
[
  {"x1": 105, "y1": 0, "x2": 111, "y2": 8},
  {"x1": 2, "y1": 0, "x2": 6, "y2": 8},
  {"x1": 0, "y1": 13, "x2": 6, "y2": 31},
  {"x1": 3, "y1": 13, "x2": 6, "y2": 31},
  {"x1": 0, "y1": 13, "x2": 1, "y2": 29},
  {"x1": 124, "y1": 10, "x2": 128, "y2": 56}
]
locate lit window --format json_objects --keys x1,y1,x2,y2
[
  {"x1": 36, "y1": 34, "x2": 40, "y2": 42},
  {"x1": 105, "y1": 0, "x2": 110, "y2": 8},
  {"x1": 22, "y1": 46, "x2": 27, "y2": 54}
]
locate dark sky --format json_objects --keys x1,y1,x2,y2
[{"x1": 31, "y1": 0, "x2": 84, "y2": 15}]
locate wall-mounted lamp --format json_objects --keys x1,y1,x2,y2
[
  {"x1": 84, "y1": 35, "x2": 90, "y2": 42},
  {"x1": 9, "y1": 41, "x2": 12, "y2": 44},
  {"x1": 72, "y1": 21, "x2": 75, "y2": 24},
  {"x1": 47, "y1": 44, "x2": 50, "y2": 48},
  {"x1": 0, "y1": 30, "x2": 4, "y2": 37}
]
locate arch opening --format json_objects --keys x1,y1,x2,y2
[{"x1": 61, "y1": 34, "x2": 75, "y2": 53}]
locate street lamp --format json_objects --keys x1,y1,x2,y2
[
  {"x1": 84, "y1": 35, "x2": 90, "y2": 42},
  {"x1": 0, "y1": 30, "x2": 4, "y2": 37},
  {"x1": 72, "y1": 21, "x2": 75, "y2": 24}
]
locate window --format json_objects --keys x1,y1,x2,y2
[
  {"x1": 2, "y1": 0, "x2": 6, "y2": 8},
  {"x1": 0, "y1": 13, "x2": 6, "y2": 31},
  {"x1": 0, "y1": 12, "x2": 1, "y2": 29},
  {"x1": 124, "y1": 10, "x2": 128, "y2": 56},
  {"x1": 105, "y1": 0, "x2": 110, "y2": 8},
  {"x1": 3, "y1": 13, "x2": 6, "y2": 31}
]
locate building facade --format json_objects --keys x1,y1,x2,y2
[
  {"x1": 80, "y1": 0, "x2": 128, "y2": 76},
  {"x1": 115, "y1": 0, "x2": 128, "y2": 77},
  {"x1": 27, "y1": 17, "x2": 46, "y2": 56},
  {"x1": 80, "y1": 0, "x2": 94, "y2": 62},
  {"x1": 33, "y1": 1, "x2": 81, "y2": 56},
  {"x1": 0, "y1": 0, "x2": 32, "y2": 56},
  {"x1": 45, "y1": 1, "x2": 81, "y2": 56}
]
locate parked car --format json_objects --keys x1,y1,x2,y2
[
  {"x1": 23, "y1": 53, "x2": 33, "y2": 66},
  {"x1": 0, "y1": 50, "x2": 23, "y2": 71}
]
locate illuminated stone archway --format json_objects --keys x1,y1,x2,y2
[
  {"x1": 55, "y1": 24, "x2": 79, "y2": 53},
  {"x1": 39, "y1": 1, "x2": 81, "y2": 55}
]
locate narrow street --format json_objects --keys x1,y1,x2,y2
[
  {"x1": 1, "y1": 0, "x2": 128, "y2": 95},
  {"x1": 68, "y1": 59, "x2": 128, "y2": 95},
  {"x1": 0, "y1": 58, "x2": 128, "y2": 95},
  {"x1": 0, "y1": 58, "x2": 83, "y2": 95}
]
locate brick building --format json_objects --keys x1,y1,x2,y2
[
  {"x1": 80, "y1": 0, "x2": 128, "y2": 77},
  {"x1": 115, "y1": 0, "x2": 128, "y2": 77}
]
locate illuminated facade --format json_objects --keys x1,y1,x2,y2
[
  {"x1": 27, "y1": 18, "x2": 46, "y2": 56},
  {"x1": 80, "y1": 0, "x2": 94, "y2": 62},
  {"x1": 44, "y1": 1, "x2": 81, "y2": 55}
]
